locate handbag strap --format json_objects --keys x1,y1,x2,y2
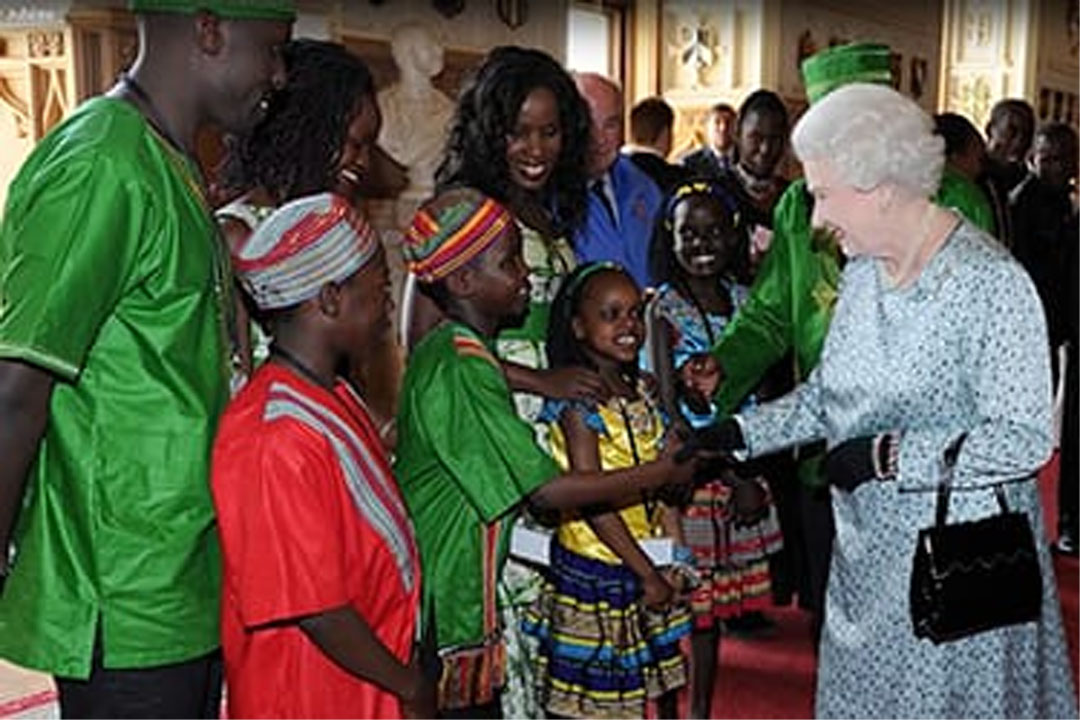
[{"x1": 934, "y1": 433, "x2": 1012, "y2": 527}]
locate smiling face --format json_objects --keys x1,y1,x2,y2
[
  {"x1": 571, "y1": 270, "x2": 644, "y2": 367},
  {"x1": 469, "y1": 222, "x2": 531, "y2": 330},
  {"x1": 672, "y1": 194, "x2": 739, "y2": 279},
  {"x1": 210, "y1": 17, "x2": 291, "y2": 134},
  {"x1": 505, "y1": 86, "x2": 563, "y2": 193},
  {"x1": 333, "y1": 95, "x2": 381, "y2": 202},
  {"x1": 804, "y1": 158, "x2": 882, "y2": 258}
]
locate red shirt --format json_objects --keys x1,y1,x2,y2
[{"x1": 212, "y1": 363, "x2": 420, "y2": 718}]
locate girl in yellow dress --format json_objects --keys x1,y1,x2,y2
[{"x1": 524, "y1": 262, "x2": 691, "y2": 719}]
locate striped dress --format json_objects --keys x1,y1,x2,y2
[{"x1": 650, "y1": 281, "x2": 783, "y2": 627}]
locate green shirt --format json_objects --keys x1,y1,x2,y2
[
  {"x1": 0, "y1": 98, "x2": 230, "y2": 677},
  {"x1": 395, "y1": 322, "x2": 558, "y2": 650},
  {"x1": 713, "y1": 168, "x2": 995, "y2": 413}
]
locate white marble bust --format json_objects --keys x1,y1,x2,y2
[{"x1": 376, "y1": 22, "x2": 455, "y2": 202}]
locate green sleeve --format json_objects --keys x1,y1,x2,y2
[
  {"x1": 712, "y1": 181, "x2": 804, "y2": 413},
  {"x1": 425, "y1": 353, "x2": 559, "y2": 523},
  {"x1": 936, "y1": 168, "x2": 994, "y2": 235},
  {"x1": 0, "y1": 155, "x2": 146, "y2": 379}
]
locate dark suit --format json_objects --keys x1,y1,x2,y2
[
  {"x1": 681, "y1": 146, "x2": 734, "y2": 182},
  {"x1": 626, "y1": 151, "x2": 689, "y2": 196}
]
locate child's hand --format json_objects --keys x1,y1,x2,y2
[
  {"x1": 728, "y1": 475, "x2": 769, "y2": 528},
  {"x1": 749, "y1": 224, "x2": 774, "y2": 265},
  {"x1": 534, "y1": 366, "x2": 612, "y2": 403},
  {"x1": 679, "y1": 353, "x2": 721, "y2": 402},
  {"x1": 641, "y1": 569, "x2": 675, "y2": 610}
]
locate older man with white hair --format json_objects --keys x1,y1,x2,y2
[{"x1": 573, "y1": 72, "x2": 662, "y2": 289}]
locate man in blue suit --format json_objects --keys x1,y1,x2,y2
[{"x1": 573, "y1": 72, "x2": 662, "y2": 289}]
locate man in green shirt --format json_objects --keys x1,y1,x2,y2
[
  {"x1": 397, "y1": 188, "x2": 702, "y2": 718},
  {"x1": 707, "y1": 43, "x2": 996, "y2": 644},
  {"x1": 0, "y1": 1, "x2": 292, "y2": 716}
]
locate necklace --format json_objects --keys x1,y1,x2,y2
[
  {"x1": 890, "y1": 204, "x2": 953, "y2": 289},
  {"x1": 119, "y1": 73, "x2": 191, "y2": 160},
  {"x1": 271, "y1": 343, "x2": 334, "y2": 390}
]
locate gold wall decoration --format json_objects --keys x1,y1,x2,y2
[{"x1": 27, "y1": 30, "x2": 63, "y2": 58}]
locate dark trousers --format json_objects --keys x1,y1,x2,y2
[
  {"x1": 1059, "y1": 345, "x2": 1078, "y2": 540},
  {"x1": 763, "y1": 452, "x2": 802, "y2": 605},
  {"x1": 55, "y1": 637, "x2": 222, "y2": 719},
  {"x1": 799, "y1": 481, "x2": 836, "y2": 648}
]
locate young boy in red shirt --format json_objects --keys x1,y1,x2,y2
[{"x1": 212, "y1": 193, "x2": 431, "y2": 718}]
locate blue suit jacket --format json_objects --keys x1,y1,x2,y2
[{"x1": 574, "y1": 155, "x2": 662, "y2": 289}]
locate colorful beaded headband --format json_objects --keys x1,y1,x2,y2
[{"x1": 403, "y1": 195, "x2": 513, "y2": 283}]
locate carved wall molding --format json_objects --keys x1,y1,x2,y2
[
  {"x1": 28, "y1": 30, "x2": 64, "y2": 58},
  {"x1": 936, "y1": 0, "x2": 1066, "y2": 130},
  {"x1": 949, "y1": 72, "x2": 993, "y2": 124},
  {"x1": 0, "y1": 74, "x2": 29, "y2": 138}
]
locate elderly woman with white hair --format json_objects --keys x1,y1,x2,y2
[{"x1": 696, "y1": 83, "x2": 1079, "y2": 718}]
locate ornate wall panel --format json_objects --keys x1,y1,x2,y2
[
  {"x1": 777, "y1": 0, "x2": 942, "y2": 114},
  {"x1": 939, "y1": 0, "x2": 1036, "y2": 130},
  {"x1": 1033, "y1": 0, "x2": 1079, "y2": 128}
]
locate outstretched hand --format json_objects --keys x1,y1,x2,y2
[{"x1": 673, "y1": 417, "x2": 745, "y2": 464}]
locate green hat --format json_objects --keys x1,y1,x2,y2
[
  {"x1": 800, "y1": 43, "x2": 893, "y2": 105},
  {"x1": 129, "y1": 0, "x2": 295, "y2": 21}
]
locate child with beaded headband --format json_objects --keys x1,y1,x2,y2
[
  {"x1": 521, "y1": 260, "x2": 691, "y2": 720},
  {"x1": 395, "y1": 187, "x2": 705, "y2": 718},
  {"x1": 646, "y1": 178, "x2": 784, "y2": 719}
]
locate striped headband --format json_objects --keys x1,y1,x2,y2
[
  {"x1": 403, "y1": 194, "x2": 513, "y2": 283},
  {"x1": 233, "y1": 192, "x2": 379, "y2": 310}
]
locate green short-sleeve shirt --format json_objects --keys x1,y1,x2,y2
[
  {"x1": 395, "y1": 322, "x2": 558, "y2": 650},
  {"x1": 0, "y1": 97, "x2": 230, "y2": 677}
]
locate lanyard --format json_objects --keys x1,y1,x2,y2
[{"x1": 616, "y1": 394, "x2": 658, "y2": 522}]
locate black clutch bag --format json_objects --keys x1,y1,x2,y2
[{"x1": 909, "y1": 441, "x2": 1042, "y2": 644}]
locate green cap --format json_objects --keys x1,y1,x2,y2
[
  {"x1": 800, "y1": 43, "x2": 893, "y2": 105},
  {"x1": 129, "y1": 0, "x2": 295, "y2": 21}
]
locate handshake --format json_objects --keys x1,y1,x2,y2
[
  {"x1": 672, "y1": 418, "x2": 745, "y2": 464},
  {"x1": 671, "y1": 420, "x2": 900, "y2": 494}
]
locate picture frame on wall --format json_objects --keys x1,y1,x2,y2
[{"x1": 909, "y1": 57, "x2": 927, "y2": 100}]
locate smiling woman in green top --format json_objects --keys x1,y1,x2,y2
[{"x1": 0, "y1": 1, "x2": 292, "y2": 716}]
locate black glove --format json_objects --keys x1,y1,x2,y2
[
  {"x1": 824, "y1": 433, "x2": 897, "y2": 491},
  {"x1": 674, "y1": 418, "x2": 745, "y2": 464}
]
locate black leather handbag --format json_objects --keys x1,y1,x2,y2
[{"x1": 909, "y1": 440, "x2": 1042, "y2": 644}]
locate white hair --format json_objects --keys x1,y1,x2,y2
[{"x1": 791, "y1": 83, "x2": 944, "y2": 197}]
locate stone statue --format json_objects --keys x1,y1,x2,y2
[{"x1": 376, "y1": 22, "x2": 455, "y2": 204}]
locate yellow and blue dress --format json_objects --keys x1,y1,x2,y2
[{"x1": 522, "y1": 381, "x2": 690, "y2": 719}]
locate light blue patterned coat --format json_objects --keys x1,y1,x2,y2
[{"x1": 736, "y1": 220, "x2": 1078, "y2": 719}]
